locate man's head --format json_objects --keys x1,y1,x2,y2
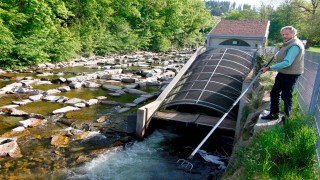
[{"x1": 280, "y1": 26, "x2": 297, "y2": 42}]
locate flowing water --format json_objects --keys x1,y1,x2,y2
[{"x1": 64, "y1": 129, "x2": 229, "y2": 180}]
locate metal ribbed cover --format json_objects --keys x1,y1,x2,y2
[{"x1": 162, "y1": 48, "x2": 255, "y2": 120}]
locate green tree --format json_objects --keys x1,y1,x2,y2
[
  {"x1": 291, "y1": 0, "x2": 320, "y2": 43},
  {"x1": 259, "y1": 3, "x2": 274, "y2": 20},
  {"x1": 205, "y1": 1, "x2": 231, "y2": 16},
  {"x1": 269, "y1": 1, "x2": 304, "y2": 42},
  {"x1": 223, "y1": 9, "x2": 260, "y2": 20},
  {"x1": 0, "y1": 0, "x2": 214, "y2": 68},
  {"x1": 0, "y1": 1, "x2": 26, "y2": 67}
]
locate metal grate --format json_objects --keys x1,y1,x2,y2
[{"x1": 162, "y1": 48, "x2": 255, "y2": 120}]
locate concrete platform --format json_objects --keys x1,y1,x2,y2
[
  {"x1": 153, "y1": 111, "x2": 236, "y2": 131},
  {"x1": 253, "y1": 110, "x2": 283, "y2": 134}
]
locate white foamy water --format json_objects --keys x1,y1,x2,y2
[{"x1": 66, "y1": 129, "x2": 212, "y2": 180}]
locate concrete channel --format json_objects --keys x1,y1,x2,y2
[{"x1": 136, "y1": 47, "x2": 257, "y2": 139}]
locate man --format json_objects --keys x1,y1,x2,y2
[{"x1": 260, "y1": 26, "x2": 305, "y2": 120}]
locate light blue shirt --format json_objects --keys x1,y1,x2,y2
[{"x1": 270, "y1": 45, "x2": 300, "y2": 70}]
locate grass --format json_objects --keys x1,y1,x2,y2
[
  {"x1": 224, "y1": 92, "x2": 319, "y2": 179},
  {"x1": 307, "y1": 46, "x2": 320, "y2": 53}
]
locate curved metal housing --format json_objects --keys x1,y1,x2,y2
[{"x1": 161, "y1": 48, "x2": 255, "y2": 120}]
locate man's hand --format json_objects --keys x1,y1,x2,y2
[{"x1": 260, "y1": 67, "x2": 269, "y2": 73}]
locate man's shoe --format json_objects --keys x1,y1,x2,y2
[{"x1": 261, "y1": 113, "x2": 279, "y2": 120}]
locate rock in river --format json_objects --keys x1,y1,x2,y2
[
  {"x1": 0, "y1": 138, "x2": 22, "y2": 158},
  {"x1": 52, "y1": 106, "x2": 80, "y2": 114},
  {"x1": 51, "y1": 134, "x2": 70, "y2": 147}
]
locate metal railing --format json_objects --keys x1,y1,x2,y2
[{"x1": 296, "y1": 51, "x2": 320, "y2": 169}]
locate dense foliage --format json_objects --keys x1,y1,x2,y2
[
  {"x1": 0, "y1": 0, "x2": 213, "y2": 68},
  {"x1": 205, "y1": 0, "x2": 320, "y2": 45}
]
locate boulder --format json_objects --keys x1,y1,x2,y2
[
  {"x1": 18, "y1": 118, "x2": 46, "y2": 128},
  {"x1": 101, "y1": 101, "x2": 121, "y2": 105},
  {"x1": 51, "y1": 134, "x2": 70, "y2": 147},
  {"x1": 102, "y1": 85, "x2": 122, "y2": 91},
  {"x1": 58, "y1": 77, "x2": 67, "y2": 83},
  {"x1": 43, "y1": 95, "x2": 62, "y2": 102},
  {"x1": 69, "y1": 82, "x2": 82, "y2": 89},
  {"x1": 133, "y1": 97, "x2": 148, "y2": 104},
  {"x1": 85, "y1": 99, "x2": 99, "y2": 106},
  {"x1": 96, "y1": 116, "x2": 109, "y2": 123},
  {"x1": 12, "y1": 126, "x2": 25, "y2": 132},
  {"x1": 125, "y1": 103, "x2": 137, "y2": 107},
  {"x1": 12, "y1": 99, "x2": 32, "y2": 105},
  {"x1": 64, "y1": 98, "x2": 83, "y2": 105},
  {"x1": 57, "y1": 86, "x2": 71, "y2": 92},
  {"x1": 121, "y1": 78, "x2": 137, "y2": 83},
  {"x1": 15, "y1": 87, "x2": 29, "y2": 93},
  {"x1": 36, "y1": 80, "x2": 52, "y2": 85},
  {"x1": 52, "y1": 106, "x2": 80, "y2": 114},
  {"x1": 73, "y1": 131, "x2": 90, "y2": 140},
  {"x1": 10, "y1": 108, "x2": 28, "y2": 116},
  {"x1": 28, "y1": 113, "x2": 45, "y2": 119},
  {"x1": 0, "y1": 105, "x2": 19, "y2": 109},
  {"x1": 27, "y1": 89, "x2": 44, "y2": 95},
  {"x1": 96, "y1": 96, "x2": 107, "y2": 100},
  {"x1": 124, "y1": 88, "x2": 147, "y2": 95},
  {"x1": 45, "y1": 89, "x2": 61, "y2": 95},
  {"x1": 125, "y1": 84, "x2": 139, "y2": 89},
  {"x1": 0, "y1": 138, "x2": 22, "y2": 158},
  {"x1": 74, "y1": 103, "x2": 86, "y2": 108},
  {"x1": 108, "y1": 93, "x2": 121, "y2": 97},
  {"x1": 84, "y1": 82, "x2": 101, "y2": 88},
  {"x1": 99, "y1": 74, "x2": 112, "y2": 80},
  {"x1": 29, "y1": 94, "x2": 43, "y2": 101},
  {"x1": 117, "y1": 107, "x2": 130, "y2": 113},
  {"x1": 104, "y1": 69, "x2": 123, "y2": 75}
]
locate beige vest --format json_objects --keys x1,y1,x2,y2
[{"x1": 275, "y1": 37, "x2": 305, "y2": 74}]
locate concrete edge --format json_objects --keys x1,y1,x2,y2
[{"x1": 136, "y1": 46, "x2": 206, "y2": 139}]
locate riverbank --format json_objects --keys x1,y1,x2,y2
[
  {"x1": 0, "y1": 49, "x2": 201, "y2": 179},
  {"x1": 222, "y1": 76, "x2": 318, "y2": 179}
]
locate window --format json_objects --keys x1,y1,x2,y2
[{"x1": 220, "y1": 39, "x2": 250, "y2": 47}]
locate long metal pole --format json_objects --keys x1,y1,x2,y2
[{"x1": 188, "y1": 51, "x2": 279, "y2": 159}]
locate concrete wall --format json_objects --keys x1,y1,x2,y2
[
  {"x1": 136, "y1": 47, "x2": 206, "y2": 139},
  {"x1": 206, "y1": 36, "x2": 266, "y2": 50}
]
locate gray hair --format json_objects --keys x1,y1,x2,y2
[{"x1": 280, "y1": 26, "x2": 298, "y2": 36}]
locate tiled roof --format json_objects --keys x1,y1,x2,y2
[{"x1": 210, "y1": 20, "x2": 269, "y2": 37}]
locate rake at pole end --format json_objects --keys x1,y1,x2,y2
[{"x1": 177, "y1": 159, "x2": 193, "y2": 171}]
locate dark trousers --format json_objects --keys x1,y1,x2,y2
[{"x1": 270, "y1": 73, "x2": 300, "y2": 117}]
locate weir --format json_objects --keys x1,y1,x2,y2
[{"x1": 136, "y1": 47, "x2": 257, "y2": 139}]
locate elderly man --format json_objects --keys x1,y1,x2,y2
[{"x1": 260, "y1": 26, "x2": 305, "y2": 121}]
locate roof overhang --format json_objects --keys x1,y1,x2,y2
[{"x1": 208, "y1": 34, "x2": 267, "y2": 40}]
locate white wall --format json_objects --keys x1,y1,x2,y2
[{"x1": 206, "y1": 36, "x2": 265, "y2": 50}]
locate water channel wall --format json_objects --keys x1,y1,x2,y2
[{"x1": 136, "y1": 47, "x2": 206, "y2": 139}]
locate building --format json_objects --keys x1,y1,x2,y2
[{"x1": 206, "y1": 20, "x2": 270, "y2": 50}]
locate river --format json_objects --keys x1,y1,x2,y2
[{"x1": 0, "y1": 50, "x2": 231, "y2": 179}]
